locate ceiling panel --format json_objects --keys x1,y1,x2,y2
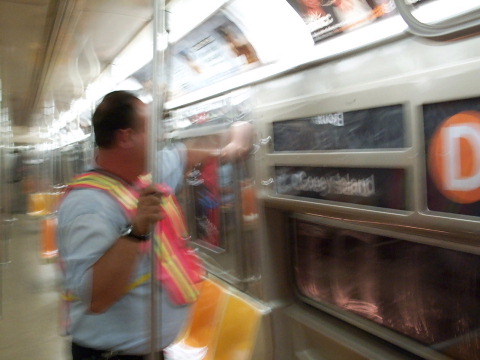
[
  {"x1": 0, "y1": 0, "x2": 153, "y2": 144},
  {"x1": 0, "y1": 0, "x2": 50, "y2": 127}
]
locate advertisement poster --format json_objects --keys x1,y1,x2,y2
[
  {"x1": 286, "y1": 0, "x2": 396, "y2": 43},
  {"x1": 424, "y1": 97, "x2": 480, "y2": 217},
  {"x1": 275, "y1": 166, "x2": 406, "y2": 209},
  {"x1": 170, "y1": 12, "x2": 259, "y2": 98},
  {"x1": 273, "y1": 104, "x2": 405, "y2": 151}
]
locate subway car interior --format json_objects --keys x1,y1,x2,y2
[{"x1": 1, "y1": 0, "x2": 480, "y2": 359}]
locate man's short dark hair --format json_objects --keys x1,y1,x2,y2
[{"x1": 92, "y1": 91, "x2": 142, "y2": 148}]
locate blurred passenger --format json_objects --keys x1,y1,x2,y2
[{"x1": 57, "y1": 91, "x2": 252, "y2": 360}]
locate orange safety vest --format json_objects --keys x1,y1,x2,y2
[{"x1": 66, "y1": 171, "x2": 203, "y2": 305}]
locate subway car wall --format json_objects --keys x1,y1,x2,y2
[{"x1": 167, "y1": 0, "x2": 480, "y2": 359}]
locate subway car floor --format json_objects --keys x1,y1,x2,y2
[{"x1": 0, "y1": 215, "x2": 70, "y2": 360}]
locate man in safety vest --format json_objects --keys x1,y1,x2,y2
[{"x1": 57, "y1": 91, "x2": 252, "y2": 360}]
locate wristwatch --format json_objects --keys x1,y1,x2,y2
[{"x1": 121, "y1": 224, "x2": 151, "y2": 242}]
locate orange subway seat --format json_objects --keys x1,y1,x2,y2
[
  {"x1": 165, "y1": 279, "x2": 264, "y2": 360},
  {"x1": 165, "y1": 279, "x2": 228, "y2": 359},
  {"x1": 27, "y1": 193, "x2": 48, "y2": 216},
  {"x1": 184, "y1": 280, "x2": 228, "y2": 348},
  {"x1": 209, "y1": 293, "x2": 262, "y2": 360},
  {"x1": 48, "y1": 191, "x2": 64, "y2": 213},
  {"x1": 41, "y1": 216, "x2": 58, "y2": 260}
]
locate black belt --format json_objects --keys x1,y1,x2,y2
[{"x1": 72, "y1": 342, "x2": 164, "y2": 360}]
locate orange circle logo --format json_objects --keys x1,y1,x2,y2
[{"x1": 428, "y1": 111, "x2": 480, "y2": 204}]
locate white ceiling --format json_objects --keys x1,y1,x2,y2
[{"x1": 0, "y1": 0, "x2": 153, "y2": 144}]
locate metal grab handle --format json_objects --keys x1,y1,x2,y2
[
  {"x1": 249, "y1": 143, "x2": 260, "y2": 155},
  {"x1": 52, "y1": 184, "x2": 68, "y2": 191},
  {"x1": 259, "y1": 136, "x2": 272, "y2": 146},
  {"x1": 261, "y1": 178, "x2": 274, "y2": 186},
  {"x1": 393, "y1": 0, "x2": 480, "y2": 40}
]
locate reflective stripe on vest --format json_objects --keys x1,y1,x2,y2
[{"x1": 67, "y1": 171, "x2": 199, "y2": 304}]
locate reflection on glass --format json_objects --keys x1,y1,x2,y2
[
  {"x1": 294, "y1": 219, "x2": 480, "y2": 359},
  {"x1": 188, "y1": 157, "x2": 258, "y2": 251},
  {"x1": 188, "y1": 158, "x2": 222, "y2": 249}
]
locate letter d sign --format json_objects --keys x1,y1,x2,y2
[{"x1": 428, "y1": 111, "x2": 480, "y2": 204}]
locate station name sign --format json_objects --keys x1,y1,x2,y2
[
  {"x1": 275, "y1": 166, "x2": 406, "y2": 210},
  {"x1": 273, "y1": 104, "x2": 404, "y2": 151}
]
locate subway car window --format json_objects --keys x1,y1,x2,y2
[
  {"x1": 293, "y1": 216, "x2": 480, "y2": 359},
  {"x1": 169, "y1": 89, "x2": 260, "y2": 289}
]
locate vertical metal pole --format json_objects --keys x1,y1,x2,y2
[
  {"x1": 1, "y1": 144, "x2": 15, "y2": 267},
  {"x1": 0, "y1": 110, "x2": 15, "y2": 319},
  {"x1": 149, "y1": 0, "x2": 167, "y2": 358},
  {"x1": 0, "y1": 110, "x2": 5, "y2": 319},
  {"x1": 0, "y1": 136, "x2": 3, "y2": 319}
]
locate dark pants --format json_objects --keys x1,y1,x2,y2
[{"x1": 72, "y1": 342, "x2": 164, "y2": 360}]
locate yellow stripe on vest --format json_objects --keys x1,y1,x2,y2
[
  {"x1": 155, "y1": 229, "x2": 197, "y2": 302},
  {"x1": 125, "y1": 273, "x2": 151, "y2": 293},
  {"x1": 63, "y1": 273, "x2": 150, "y2": 302},
  {"x1": 70, "y1": 173, "x2": 138, "y2": 211}
]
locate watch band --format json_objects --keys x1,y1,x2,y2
[{"x1": 121, "y1": 224, "x2": 151, "y2": 242}]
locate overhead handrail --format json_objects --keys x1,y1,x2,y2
[{"x1": 393, "y1": 0, "x2": 480, "y2": 40}]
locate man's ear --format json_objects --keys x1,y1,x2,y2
[{"x1": 115, "y1": 128, "x2": 134, "y2": 149}]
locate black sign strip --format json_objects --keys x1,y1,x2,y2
[
  {"x1": 273, "y1": 104, "x2": 405, "y2": 151},
  {"x1": 275, "y1": 166, "x2": 406, "y2": 210}
]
